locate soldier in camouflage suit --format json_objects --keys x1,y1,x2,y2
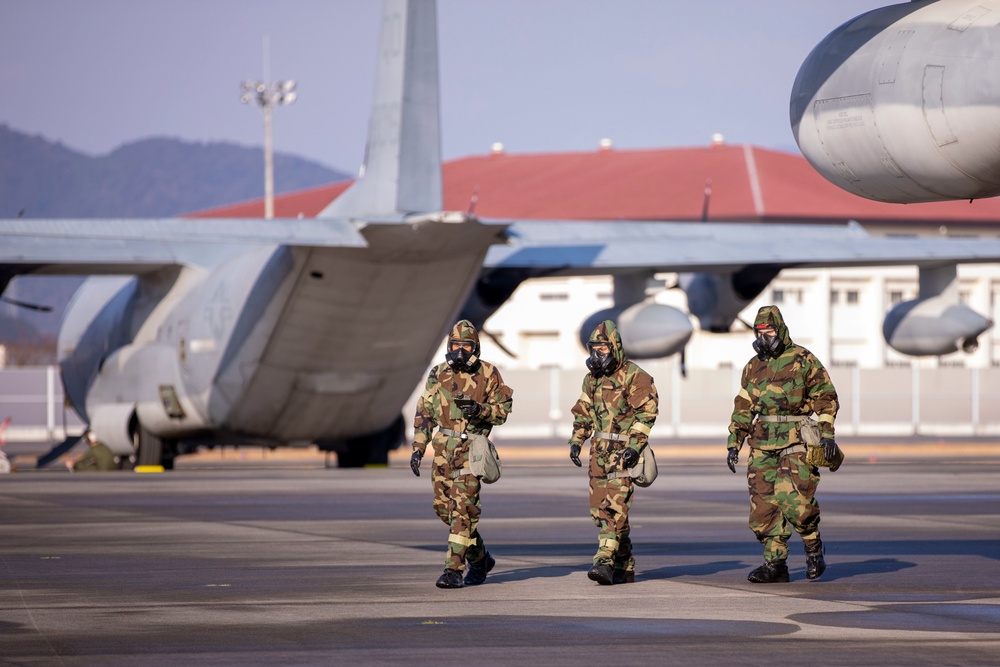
[
  {"x1": 409, "y1": 320, "x2": 513, "y2": 589},
  {"x1": 727, "y1": 305, "x2": 841, "y2": 583},
  {"x1": 568, "y1": 320, "x2": 658, "y2": 585}
]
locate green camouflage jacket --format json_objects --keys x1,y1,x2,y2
[
  {"x1": 412, "y1": 320, "x2": 513, "y2": 456},
  {"x1": 73, "y1": 442, "x2": 116, "y2": 471},
  {"x1": 569, "y1": 320, "x2": 658, "y2": 473},
  {"x1": 728, "y1": 305, "x2": 839, "y2": 451}
]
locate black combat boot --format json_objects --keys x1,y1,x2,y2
[
  {"x1": 747, "y1": 559, "x2": 790, "y2": 583},
  {"x1": 587, "y1": 563, "x2": 615, "y2": 585},
  {"x1": 612, "y1": 569, "x2": 635, "y2": 584},
  {"x1": 805, "y1": 542, "x2": 826, "y2": 580},
  {"x1": 464, "y1": 551, "x2": 495, "y2": 586},
  {"x1": 435, "y1": 569, "x2": 464, "y2": 589}
]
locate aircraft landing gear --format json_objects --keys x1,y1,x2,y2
[
  {"x1": 132, "y1": 426, "x2": 178, "y2": 470},
  {"x1": 318, "y1": 414, "x2": 405, "y2": 468}
]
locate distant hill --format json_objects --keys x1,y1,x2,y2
[
  {"x1": 0, "y1": 125, "x2": 349, "y2": 363},
  {"x1": 0, "y1": 124, "x2": 349, "y2": 218}
]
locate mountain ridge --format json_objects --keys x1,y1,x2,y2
[{"x1": 0, "y1": 124, "x2": 349, "y2": 362}]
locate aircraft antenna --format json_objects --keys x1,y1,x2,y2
[
  {"x1": 700, "y1": 178, "x2": 712, "y2": 222},
  {"x1": 467, "y1": 186, "x2": 480, "y2": 217}
]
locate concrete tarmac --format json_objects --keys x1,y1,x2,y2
[{"x1": 1, "y1": 445, "x2": 999, "y2": 666}]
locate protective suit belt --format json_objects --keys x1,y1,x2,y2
[
  {"x1": 752, "y1": 444, "x2": 807, "y2": 456},
  {"x1": 595, "y1": 432, "x2": 627, "y2": 442},
  {"x1": 757, "y1": 414, "x2": 809, "y2": 423},
  {"x1": 599, "y1": 538, "x2": 620, "y2": 551}
]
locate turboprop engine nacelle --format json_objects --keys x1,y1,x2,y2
[
  {"x1": 578, "y1": 303, "x2": 693, "y2": 360},
  {"x1": 791, "y1": 0, "x2": 1000, "y2": 203}
]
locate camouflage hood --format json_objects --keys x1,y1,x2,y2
[
  {"x1": 753, "y1": 305, "x2": 793, "y2": 347},
  {"x1": 588, "y1": 319, "x2": 627, "y2": 370}
]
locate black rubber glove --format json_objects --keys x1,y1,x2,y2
[
  {"x1": 820, "y1": 438, "x2": 840, "y2": 462},
  {"x1": 456, "y1": 396, "x2": 483, "y2": 419},
  {"x1": 726, "y1": 448, "x2": 739, "y2": 473},
  {"x1": 410, "y1": 450, "x2": 423, "y2": 477},
  {"x1": 569, "y1": 444, "x2": 582, "y2": 467},
  {"x1": 620, "y1": 447, "x2": 639, "y2": 469}
]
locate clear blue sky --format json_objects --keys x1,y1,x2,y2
[{"x1": 2, "y1": 1, "x2": 882, "y2": 173}]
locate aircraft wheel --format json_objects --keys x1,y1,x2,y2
[
  {"x1": 134, "y1": 426, "x2": 164, "y2": 468},
  {"x1": 320, "y1": 415, "x2": 406, "y2": 468}
]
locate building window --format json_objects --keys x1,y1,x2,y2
[
  {"x1": 830, "y1": 290, "x2": 839, "y2": 304},
  {"x1": 539, "y1": 293, "x2": 568, "y2": 301},
  {"x1": 772, "y1": 289, "x2": 784, "y2": 303},
  {"x1": 846, "y1": 290, "x2": 859, "y2": 304},
  {"x1": 889, "y1": 291, "x2": 904, "y2": 304}
]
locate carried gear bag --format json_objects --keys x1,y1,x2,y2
[
  {"x1": 798, "y1": 417, "x2": 845, "y2": 471},
  {"x1": 468, "y1": 433, "x2": 502, "y2": 484},
  {"x1": 609, "y1": 444, "x2": 658, "y2": 487}
]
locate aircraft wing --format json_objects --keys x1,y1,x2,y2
[
  {"x1": 483, "y1": 219, "x2": 1000, "y2": 273},
  {"x1": 0, "y1": 217, "x2": 367, "y2": 275}
]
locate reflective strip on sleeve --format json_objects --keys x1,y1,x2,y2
[
  {"x1": 817, "y1": 414, "x2": 835, "y2": 424},
  {"x1": 629, "y1": 422, "x2": 651, "y2": 436}
]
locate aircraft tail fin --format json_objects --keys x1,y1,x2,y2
[{"x1": 319, "y1": 0, "x2": 442, "y2": 219}]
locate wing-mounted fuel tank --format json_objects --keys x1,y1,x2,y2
[
  {"x1": 791, "y1": 0, "x2": 1000, "y2": 203},
  {"x1": 577, "y1": 275, "x2": 693, "y2": 360},
  {"x1": 883, "y1": 263, "x2": 992, "y2": 355}
]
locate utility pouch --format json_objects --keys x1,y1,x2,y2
[
  {"x1": 468, "y1": 433, "x2": 502, "y2": 484},
  {"x1": 800, "y1": 418, "x2": 845, "y2": 471},
  {"x1": 611, "y1": 444, "x2": 658, "y2": 487}
]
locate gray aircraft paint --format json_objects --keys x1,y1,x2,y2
[{"x1": 792, "y1": 0, "x2": 1000, "y2": 202}]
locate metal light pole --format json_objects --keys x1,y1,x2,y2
[{"x1": 240, "y1": 43, "x2": 296, "y2": 219}]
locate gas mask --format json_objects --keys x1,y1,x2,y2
[
  {"x1": 446, "y1": 340, "x2": 478, "y2": 371},
  {"x1": 752, "y1": 331, "x2": 785, "y2": 359},
  {"x1": 586, "y1": 342, "x2": 619, "y2": 377}
]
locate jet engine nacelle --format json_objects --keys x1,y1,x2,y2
[
  {"x1": 883, "y1": 296, "x2": 992, "y2": 356},
  {"x1": 578, "y1": 303, "x2": 693, "y2": 359},
  {"x1": 791, "y1": 1, "x2": 1000, "y2": 203}
]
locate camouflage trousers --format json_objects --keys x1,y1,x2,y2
[
  {"x1": 589, "y1": 474, "x2": 635, "y2": 572},
  {"x1": 746, "y1": 447, "x2": 821, "y2": 562},
  {"x1": 431, "y1": 454, "x2": 486, "y2": 572}
]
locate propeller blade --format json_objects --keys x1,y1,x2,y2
[
  {"x1": 480, "y1": 328, "x2": 517, "y2": 359},
  {"x1": 1, "y1": 297, "x2": 53, "y2": 313}
]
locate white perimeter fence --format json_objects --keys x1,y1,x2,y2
[{"x1": 2, "y1": 364, "x2": 999, "y2": 443}]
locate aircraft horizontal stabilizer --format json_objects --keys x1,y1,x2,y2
[
  {"x1": 0, "y1": 217, "x2": 365, "y2": 246},
  {"x1": 0, "y1": 217, "x2": 368, "y2": 273}
]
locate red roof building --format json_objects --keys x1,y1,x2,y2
[{"x1": 191, "y1": 143, "x2": 1000, "y2": 231}]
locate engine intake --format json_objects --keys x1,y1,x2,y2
[{"x1": 791, "y1": 1, "x2": 1000, "y2": 203}]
